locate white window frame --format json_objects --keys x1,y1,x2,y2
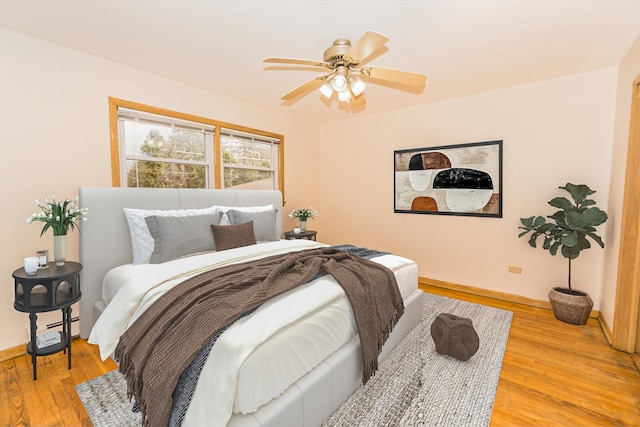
[
  {"x1": 220, "y1": 128, "x2": 280, "y2": 190},
  {"x1": 117, "y1": 108, "x2": 215, "y2": 188}
]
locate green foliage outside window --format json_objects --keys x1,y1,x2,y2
[
  {"x1": 127, "y1": 128, "x2": 206, "y2": 188},
  {"x1": 126, "y1": 128, "x2": 276, "y2": 189},
  {"x1": 222, "y1": 137, "x2": 274, "y2": 189}
]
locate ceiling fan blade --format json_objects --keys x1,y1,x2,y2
[
  {"x1": 359, "y1": 66, "x2": 426, "y2": 87},
  {"x1": 344, "y1": 31, "x2": 389, "y2": 65},
  {"x1": 264, "y1": 57, "x2": 330, "y2": 68},
  {"x1": 350, "y1": 93, "x2": 367, "y2": 107},
  {"x1": 281, "y1": 75, "x2": 329, "y2": 101}
]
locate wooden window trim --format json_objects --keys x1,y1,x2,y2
[{"x1": 108, "y1": 97, "x2": 285, "y2": 197}]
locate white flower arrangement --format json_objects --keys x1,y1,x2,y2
[
  {"x1": 26, "y1": 195, "x2": 88, "y2": 236},
  {"x1": 288, "y1": 207, "x2": 318, "y2": 222}
]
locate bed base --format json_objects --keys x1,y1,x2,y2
[
  {"x1": 88, "y1": 289, "x2": 424, "y2": 427},
  {"x1": 227, "y1": 289, "x2": 424, "y2": 427}
]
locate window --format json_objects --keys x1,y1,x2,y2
[
  {"x1": 118, "y1": 108, "x2": 214, "y2": 188},
  {"x1": 221, "y1": 129, "x2": 280, "y2": 190},
  {"x1": 109, "y1": 98, "x2": 284, "y2": 194}
]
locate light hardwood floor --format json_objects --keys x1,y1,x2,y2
[{"x1": 1, "y1": 288, "x2": 639, "y2": 426}]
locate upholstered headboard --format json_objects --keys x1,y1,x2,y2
[{"x1": 78, "y1": 187, "x2": 283, "y2": 338}]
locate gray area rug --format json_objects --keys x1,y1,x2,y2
[
  {"x1": 76, "y1": 293, "x2": 512, "y2": 427},
  {"x1": 76, "y1": 367, "x2": 141, "y2": 426},
  {"x1": 323, "y1": 293, "x2": 512, "y2": 427}
]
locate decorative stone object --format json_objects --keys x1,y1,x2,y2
[{"x1": 430, "y1": 313, "x2": 480, "y2": 361}]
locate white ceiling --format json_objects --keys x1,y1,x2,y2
[{"x1": 1, "y1": 0, "x2": 639, "y2": 125}]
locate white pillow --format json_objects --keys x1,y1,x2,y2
[
  {"x1": 214, "y1": 204, "x2": 273, "y2": 225},
  {"x1": 124, "y1": 206, "x2": 221, "y2": 264}
]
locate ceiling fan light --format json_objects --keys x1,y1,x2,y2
[
  {"x1": 319, "y1": 82, "x2": 334, "y2": 98},
  {"x1": 338, "y1": 88, "x2": 351, "y2": 103},
  {"x1": 332, "y1": 74, "x2": 347, "y2": 91},
  {"x1": 349, "y1": 76, "x2": 366, "y2": 96}
]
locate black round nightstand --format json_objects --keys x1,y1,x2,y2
[
  {"x1": 284, "y1": 230, "x2": 317, "y2": 241},
  {"x1": 13, "y1": 261, "x2": 82, "y2": 380}
]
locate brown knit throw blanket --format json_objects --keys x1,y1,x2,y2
[{"x1": 114, "y1": 247, "x2": 404, "y2": 427}]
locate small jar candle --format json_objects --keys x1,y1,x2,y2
[{"x1": 37, "y1": 250, "x2": 48, "y2": 268}]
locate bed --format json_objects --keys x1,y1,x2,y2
[{"x1": 78, "y1": 186, "x2": 424, "y2": 427}]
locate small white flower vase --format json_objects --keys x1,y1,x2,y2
[
  {"x1": 53, "y1": 234, "x2": 67, "y2": 266},
  {"x1": 299, "y1": 220, "x2": 307, "y2": 232}
]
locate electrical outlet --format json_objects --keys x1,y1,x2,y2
[{"x1": 508, "y1": 266, "x2": 522, "y2": 274}]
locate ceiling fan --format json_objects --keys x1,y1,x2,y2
[{"x1": 263, "y1": 30, "x2": 426, "y2": 105}]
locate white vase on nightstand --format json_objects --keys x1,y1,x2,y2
[
  {"x1": 299, "y1": 220, "x2": 307, "y2": 232},
  {"x1": 53, "y1": 234, "x2": 67, "y2": 266}
]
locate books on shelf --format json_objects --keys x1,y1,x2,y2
[{"x1": 36, "y1": 330, "x2": 61, "y2": 349}]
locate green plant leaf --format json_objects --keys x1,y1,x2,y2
[
  {"x1": 543, "y1": 237, "x2": 552, "y2": 249},
  {"x1": 548, "y1": 211, "x2": 571, "y2": 230},
  {"x1": 548, "y1": 211, "x2": 565, "y2": 221},
  {"x1": 528, "y1": 234, "x2": 537, "y2": 248},
  {"x1": 40, "y1": 223, "x2": 50, "y2": 237},
  {"x1": 549, "y1": 196, "x2": 574, "y2": 211},
  {"x1": 581, "y1": 199, "x2": 596, "y2": 207},
  {"x1": 565, "y1": 207, "x2": 608, "y2": 230},
  {"x1": 587, "y1": 231, "x2": 605, "y2": 248},
  {"x1": 561, "y1": 244, "x2": 581, "y2": 259},
  {"x1": 561, "y1": 231, "x2": 578, "y2": 247},
  {"x1": 520, "y1": 216, "x2": 534, "y2": 228},
  {"x1": 560, "y1": 183, "x2": 595, "y2": 205},
  {"x1": 537, "y1": 223, "x2": 558, "y2": 235},
  {"x1": 533, "y1": 216, "x2": 546, "y2": 227},
  {"x1": 576, "y1": 234, "x2": 592, "y2": 250},
  {"x1": 549, "y1": 241, "x2": 561, "y2": 255}
]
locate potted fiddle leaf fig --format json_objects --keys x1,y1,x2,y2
[{"x1": 518, "y1": 183, "x2": 608, "y2": 325}]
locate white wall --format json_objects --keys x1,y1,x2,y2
[
  {"x1": 0, "y1": 29, "x2": 320, "y2": 351},
  {"x1": 601, "y1": 33, "x2": 640, "y2": 328},
  {"x1": 318, "y1": 69, "x2": 618, "y2": 305}
]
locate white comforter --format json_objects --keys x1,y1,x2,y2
[{"x1": 89, "y1": 239, "x2": 417, "y2": 427}]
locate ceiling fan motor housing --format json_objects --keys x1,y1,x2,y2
[{"x1": 324, "y1": 38, "x2": 353, "y2": 66}]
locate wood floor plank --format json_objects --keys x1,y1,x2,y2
[
  {"x1": 61, "y1": 375, "x2": 92, "y2": 426},
  {"x1": 1, "y1": 359, "x2": 31, "y2": 426},
  {"x1": 493, "y1": 378, "x2": 627, "y2": 426},
  {"x1": 499, "y1": 361, "x2": 639, "y2": 419},
  {"x1": 0, "y1": 357, "x2": 12, "y2": 425}
]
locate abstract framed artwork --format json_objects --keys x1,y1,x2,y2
[{"x1": 394, "y1": 140, "x2": 502, "y2": 217}]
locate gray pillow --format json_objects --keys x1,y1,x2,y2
[
  {"x1": 226, "y1": 209, "x2": 279, "y2": 242},
  {"x1": 145, "y1": 212, "x2": 223, "y2": 264},
  {"x1": 211, "y1": 222, "x2": 257, "y2": 251}
]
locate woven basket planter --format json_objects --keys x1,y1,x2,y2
[{"x1": 548, "y1": 287, "x2": 593, "y2": 325}]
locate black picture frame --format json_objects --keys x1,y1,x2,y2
[{"x1": 394, "y1": 140, "x2": 503, "y2": 218}]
